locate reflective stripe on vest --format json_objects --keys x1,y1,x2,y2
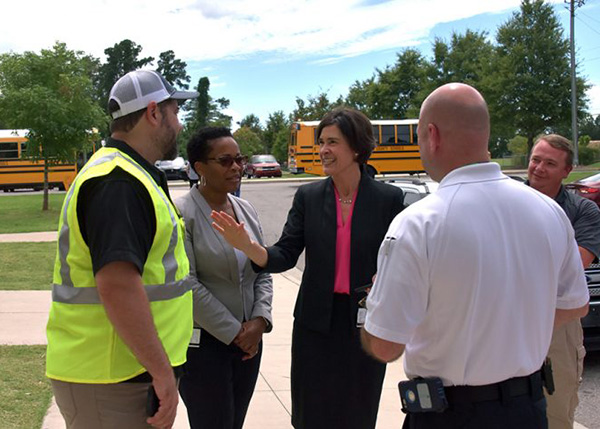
[
  {"x1": 56, "y1": 150, "x2": 180, "y2": 289},
  {"x1": 52, "y1": 278, "x2": 192, "y2": 304}
]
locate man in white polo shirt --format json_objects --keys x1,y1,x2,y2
[{"x1": 361, "y1": 83, "x2": 589, "y2": 428}]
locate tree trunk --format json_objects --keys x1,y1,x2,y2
[
  {"x1": 42, "y1": 156, "x2": 49, "y2": 211},
  {"x1": 526, "y1": 134, "x2": 535, "y2": 161}
]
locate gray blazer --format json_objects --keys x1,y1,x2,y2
[{"x1": 176, "y1": 189, "x2": 273, "y2": 345}]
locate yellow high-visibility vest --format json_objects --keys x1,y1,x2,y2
[{"x1": 46, "y1": 146, "x2": 193, "y2": 383}]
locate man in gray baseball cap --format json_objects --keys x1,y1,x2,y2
[{"x1": 47, "y1": 70, "x2": 197, "y2": 428}]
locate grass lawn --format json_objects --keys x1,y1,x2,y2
[
  {"x1": 566, "y1": 163, "x2": 600, "y2": 183},
  {"x1": 566, "y1": 171, "x2": 595, "y2": 183},
  {"x1": 281, "y1": 171, "x2": 315, "y2": 179},
  {"x1": 0, "y1": 194, "x2": 64, "y2": 234},
  {"x1": 0, "y1": 242, "x2": 55, "y2": 290},
  {"x1": 0, "y1": 345, "x2": 53, "y2": 429}
]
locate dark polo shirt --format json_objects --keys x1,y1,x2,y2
[
  {"x1": 526, "y1": 181, "x2": 600, "y2": 258},
  {"x1": 554, "y1": 185, "x2": 600, "y2": 259},
  {"x1": 77, "y1": 137, "x2": 172, "y2": 275}
]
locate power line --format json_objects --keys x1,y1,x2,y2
[
  {"x1": 578, "y1": 9, "x2": 600, "y2": 26},
  {"x1": 575, "y1": 15, "x2": 600, "y2": 38},
  {"x1": 583, "y1": 46, "x2": 600, "y2": 53}
]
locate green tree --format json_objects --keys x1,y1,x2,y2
[
  {"x1": 507, "y1": 135, "x2": 527, "y2": 155},
  {"x1": 578, "y1": 135, "x2": 600, "y2": 165},
  {"x1": 264, "y1": 111, "x2": 289, "y2": 154},
  {"x1": 424, "y1": 30, "x2": 494, "y2": 91},
  {"x1": 238, "y1": 114, "x2": 263, "y2": 138},
  {"x1": 346, "y1": 49, "x2": 427, "y2": 119},
  {"x1": 179, "y1": 77, "x2": 232, "y2": 155},
  {"x1": 580, "y1": 114, "x2": 600, "y2": 140},
  {"x1": 233, "y1": 127, "x2": 263, "y2": 158},
  {"x1": 210, "y1": 97, "x2": 233, "y2": 128},
  {"x1": 272, "y1": 127, "x2": 290, "y2": 164},
  {"x1": 0, "y1": 42, "x2": 106, "y2": 210},
  {"x1": 186, "y1": 77, "x2": 211, "y2": 130},
  {"x1": 291, "y1": 92, "x2": 342, "y2": 121},
  {"x1": 345, "y1": 77, "x2": 377, "y2": 118},
  {"x1": 156, "y1": 50, "x2": 190, "y2": 90},
  {"x1": 489, "y1": 0, "x2": 588, "y2": 157}
]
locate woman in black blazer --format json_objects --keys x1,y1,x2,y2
[{"x1": 212, "y1": 108, "x2": 405, "y2": 429}]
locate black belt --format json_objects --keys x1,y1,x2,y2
[{"x1": 444, "y1": 370, "x2": 543, "y2": 404}]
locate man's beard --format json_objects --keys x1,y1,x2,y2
[
  {"x1": 161, "y1": 120, "x2": 179, "y2": 160},
  {"x1": 163, "y1": 137, "x2": 178, "y2": 160}
]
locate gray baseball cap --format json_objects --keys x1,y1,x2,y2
[{"x1": 108, "y1": 70, "x2": 199, "y2": 119}]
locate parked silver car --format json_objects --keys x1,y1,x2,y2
[{"x1": 155, "y1": 156, "x2": 187, "y2": 181}]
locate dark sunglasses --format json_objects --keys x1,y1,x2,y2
[{"x1": 207, "y1": 155, "x2": 248, "y2": 168}]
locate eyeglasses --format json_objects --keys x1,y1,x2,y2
[{"x1": 206, "y1": 155, "x2": 248, "y2": 168}]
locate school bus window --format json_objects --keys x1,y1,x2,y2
[
  {"x1": 412, "y1": 126, "x2": 418, "y2": 145},
  {"x1": 287, "y1": 119, "x2": 423, "y2": 176},
  {"x1": 0, "y1": 142, "x2": 19, "y2": 159},
  {"x1": 381, "y1": 125, "x2": 395, "y2": 145},
  {"x1": 20, "y1": 141, "x2": 27, "y2": 154},
  {"x1": 372, "y1": 125, "x2": 380, "y2": 143},
  {"x1": 313, "y1": 128, "x2": 318, "y2": 145},
  {"x1": 397, "y1": 125, "x2": 411, "y2": 145}
]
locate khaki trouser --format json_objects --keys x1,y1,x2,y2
[
  {"x1": 51, "y1": 379, "x2": 153, "y2": 429},
  {"x1": 544, "y1": 319, "x2": 586, "y2": 429}
]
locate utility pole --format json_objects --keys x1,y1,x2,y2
[{"x1": 568, "y1": 0, "x2": 585, "y2": 165}]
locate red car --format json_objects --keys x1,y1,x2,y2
[
  {"x1": 565, "y1": 172, "x2": 600, "y2": 208},
  {"x1": 245, "y1": 154, "x2": 282, "y2": 178}
]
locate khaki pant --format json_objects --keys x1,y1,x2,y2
[
  {"x1": 51, "y1": 379, "x2": 153, "y2": 429},
  {"x1": 544, "y1": 319, "x2": 586, "y2": 429}
]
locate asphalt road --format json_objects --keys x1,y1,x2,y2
[
  {"x1": 239, "y1": 179, "x2": 306, "y2": 272},
  {"x1": 230, "y1": 178, "x2": 600, "y2": 429}
]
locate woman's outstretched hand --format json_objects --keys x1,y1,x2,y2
[
  {"x1": 211, "y1": 210, "x2": 252, "y2": 251},
  {"x1": 211, "y1": 210, "x2": 269, "y2": 268}
]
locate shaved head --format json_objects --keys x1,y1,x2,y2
[{"x1": 418, "y1": 83, "x2": 490, "y2": 181}]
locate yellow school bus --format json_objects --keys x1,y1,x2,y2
[
  {"x1": 0, "y1": 129, "x2": 78, "y2": 192},
  {"x1": 287, "y1": 119, "x2": 424, "y2": 176}
]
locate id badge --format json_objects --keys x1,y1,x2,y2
[
  {"x1": 189, "y1": 328, "x2": 201, "y2": 348},
  {"x1": 356, "y1": 308, "x2": 367, "y2": 328}
]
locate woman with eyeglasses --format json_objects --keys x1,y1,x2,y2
[
  {"x1": 212, "y1": 108, "x2": 405, "y2": 429},
  {"x1": 175, "y1": 126, "x2": 273, "y2": 429}
]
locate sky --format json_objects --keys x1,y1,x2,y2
[{"x1": 1, "y1": 0, "x2": 599, "y2": 128}]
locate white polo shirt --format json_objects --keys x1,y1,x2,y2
[{"x1": 365, "y1": 163, "x2": 589, "y2": 386}]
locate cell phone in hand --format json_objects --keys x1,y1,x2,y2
[{"x1": 146, "y1": 385, "x2": 160, "y2": 417}]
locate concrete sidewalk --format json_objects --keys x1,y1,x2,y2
[
  {"x1": 0, "y1": 268, "x2": 407, "y2": 428},
  {"x1": 0, "y1": 231, "x2": 57, "y2": 242}
]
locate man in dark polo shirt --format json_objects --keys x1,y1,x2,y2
[{"x1": 528, "y1": 134, "x2": 600, "y2": 429}]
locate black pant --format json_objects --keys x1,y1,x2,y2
[
  {"x1": 179, "y1": 331, "x2": 262, "y2": 429},
  {"x1": 402, "y1": 396, "x2": 548, "y2": 429}
]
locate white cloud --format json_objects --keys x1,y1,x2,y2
[
  {"x1": 587, "y1": 83, "x2": 600, "y2": 116},
  {"x1": 0, "y1": 0, "x2": 563, "y2": 64}
]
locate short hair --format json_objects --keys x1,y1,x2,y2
[
  {"x1": 316, "y1": 108, "x2": 375, "y2": 165},
  {"x1": 534, "y1": 134, "x2": 574, "y2": 167},
  {"x1": 187, "y1": 127, "x2": 233, "y2": 172},
  {"x1": 109, "y1": 99, "x2": 173, "y2": 134}
]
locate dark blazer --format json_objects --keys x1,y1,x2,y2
[{"x1": 260, "y1": 170, "x2": 404, "y2": 334}]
